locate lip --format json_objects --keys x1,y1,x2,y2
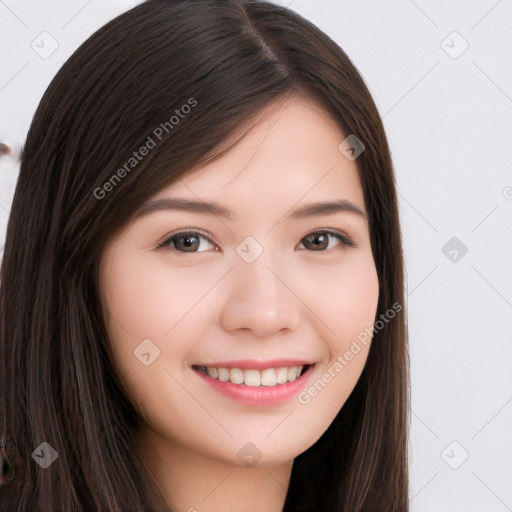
[
  {"x1": 193, "y1": 363, "x2": 315, "y2": 407},
  {"x1": 194, "y1": 358, "x2": 313, "y2": 370}
]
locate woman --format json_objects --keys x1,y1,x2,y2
[{"x1": 0, "y1": 0, "x2": 409, "y2": 510}]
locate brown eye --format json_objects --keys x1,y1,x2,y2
[
  {"x1": 174, "y1": 233, "x2": 200, "y2": 252},
  {"x1": 299, "y1": 230, "x2": 355, "y2": 251},
  {"x1": 158, "y1": 231, "x2": 217, "y2": 253}
]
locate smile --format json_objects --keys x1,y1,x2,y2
[
  {"x1": 194, "y1": 364, "x2": 310, "y2": 387},
  {"x1": 192, "y1": 361, "x2": 315, "y2": 407}
]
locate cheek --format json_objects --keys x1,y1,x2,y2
[
  {"x1": 102, "y1": 250, "x2": 220, "y2": 341},
  {"x1": 292, "y1": 251, "x2": 378, "y2": 422},
  {"x1": 100, "y1": 250, "x2": 225, "y2": 382},
  {"x1": 333, "y1": 256, "x2": 379, "y2": 346},
  {"x1": 298, "y1": 249, "x2": 379, "y2": 347}
]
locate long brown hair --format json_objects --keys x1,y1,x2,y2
[{"x1": 0, "y1": 1, "x2": 408, "y2": 510}]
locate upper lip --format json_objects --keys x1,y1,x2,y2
[{"x1": 193, "y1": 359, "x2": 315, "y2": 370}]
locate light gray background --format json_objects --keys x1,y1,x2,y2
[{"x1": 1, "y1": 1, "x2": 511, "y2": 510}]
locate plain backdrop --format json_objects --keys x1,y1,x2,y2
[{"x1": 1, "y1": 1, "x2": 511, "y2": 510}]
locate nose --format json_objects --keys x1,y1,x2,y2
[{"x1": 219, "y1": 250, "x2": 301, "y2": 338}]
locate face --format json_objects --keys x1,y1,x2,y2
[{"x1": 99, "y1": 95, "x2": 379, "y2": 468}]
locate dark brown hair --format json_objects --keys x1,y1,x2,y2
[{"x1": 0, "y1": 0, "x2": 409, "y2": 510}]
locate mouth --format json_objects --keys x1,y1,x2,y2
[
  {"x1": 191, "y1": 362, "x2": 315, "y2": 407},
  {"x1": 192, "y1": 364, "x2": 312, "y2": 387}
]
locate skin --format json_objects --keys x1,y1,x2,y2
[{"x1": 99, "y1": 95, "x2": 379, "y2": 512}]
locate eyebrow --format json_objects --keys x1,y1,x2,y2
[{"x1": 133, "y1": 197, "x2": 366, "y2": 221}]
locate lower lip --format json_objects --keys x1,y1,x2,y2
[{"x1": 194, "y1": 365, "x2": 315, "y2": 407}]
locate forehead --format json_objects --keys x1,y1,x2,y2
[{"x1": 148, "y1": 95, "x2": 364, "y2": 214}]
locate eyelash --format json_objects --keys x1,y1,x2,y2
[{"x1": 156, "y1": 228, "x2": 357, "y2": 253}]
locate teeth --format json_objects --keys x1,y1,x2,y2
[
  {"x1": 244, "y1": 369, "x2": 260, "y2": 387},
  {"x1": 229, "y1": 368, "x2": 244, "y2": 384},
  {"x1": 276, "y1": 367, "x2": 288, "y2": 384},
  {"x1": 197, "y1": 365, "x2": 306, "y2": 386},
  {"x1": 287, "y1": 367, "x2": 298, "y2": 381},
  {"x1": 260, "y1": 368, "x2": 276, "y2": 386},
  {"x1": 206, "y1": 367, "x2": 217, "y2": 379},
  {"x1": 218, "y1": 368, "x2": 230, "y2": 382}
]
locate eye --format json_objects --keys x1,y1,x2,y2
[
  {"x1": 157, "y1": 231, "x2": 217, "y2": 253},
  {"x1": 298, "y1": 230, "x2": 356, "y2": 251},
  {"x1": 156, "y1": 228, "x2": 356, "y2": 254}
]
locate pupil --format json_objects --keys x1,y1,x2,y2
[
  {"x1": 310, "y1": 233, "x2": 327, "y2": 250},
  {"x1": 179, "y1": 234, "x2": 198, "y2": 251}
]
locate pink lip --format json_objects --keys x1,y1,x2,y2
[
  {"x1": 193, "y1": 364, "x2": 315, "y2": 407},
  {"x1": 195, "y1": 358, "x2": 313, "y2": 370}
]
